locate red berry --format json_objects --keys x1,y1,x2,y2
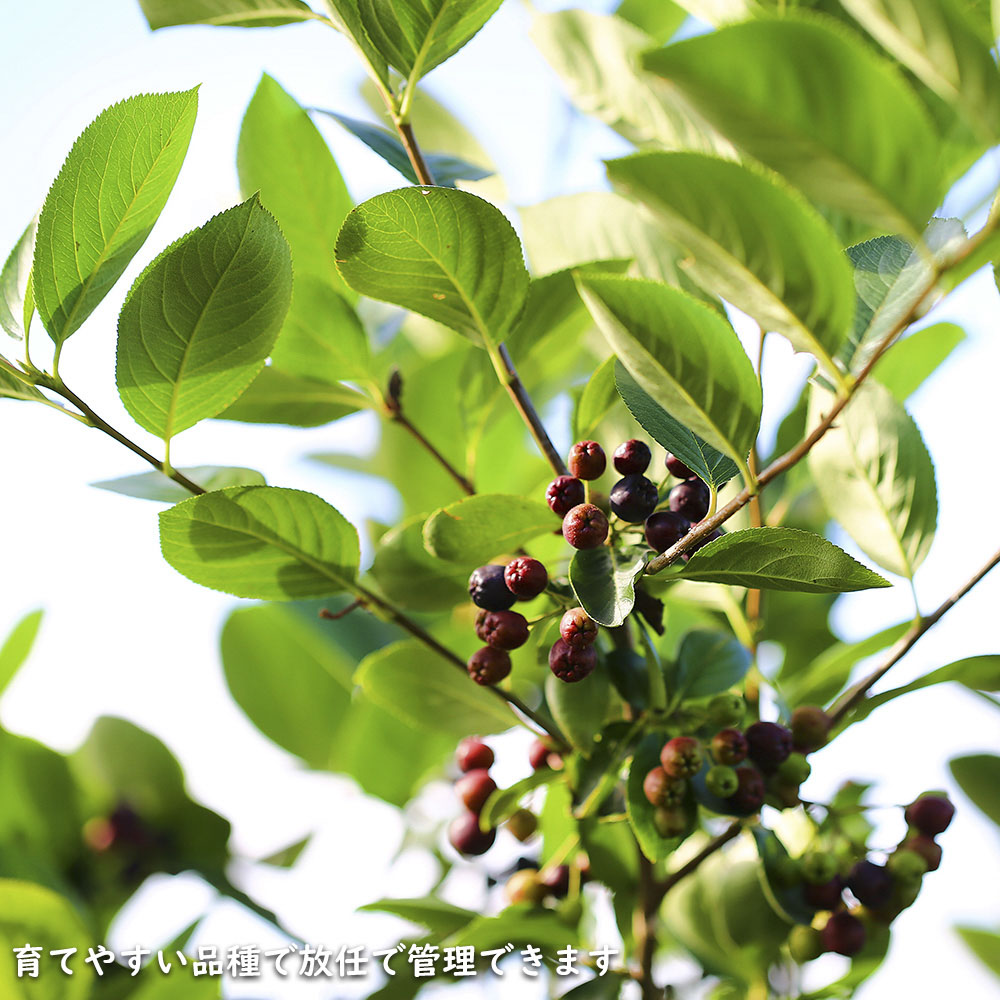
[
  {"x1": 665, "y1": 453, "x2": 694, "y2": 479},
  {"x1": 644, "y1": 511, "x2": 690, "y2": 553},
  {"x1": 559, "y1": 607, "x2": 598, "y2": 648},
  {"x1": 745, "y1": 721, "x2": 793, "y2": 771},
  {"x1": 456, "y1": 737, "x2": 494, "y2": 773},
  {"x1": 568, "y1": 440, "x2": 606, "y2": 480},
  {"x1": 548, "y1": 638, "x2": 597, "y2": 683},
  {"x1": 609, "y1": 474, "x2": 659, "y2": 523},
  {"x1": 900, "y1": 833, "x2": 942, "y2": 872},
  {"x1": 504, "y1": 557, "x2": 548, "y2": 600},
  {"x1": 668, "y1": 478, "x2": 709, "y2": 521},
  {"x1": 529, "y1": 738, "x2": 558, "y2": 771},
  {"x1": 727, "y1": 765, "x2": 766, "y2": 814},
  {"x1": 478, "y1": 610, "x2": 529, "y2": 650},
  {"x1": 905, "y1": 794, "x2": 955, "y2": 836},
  {"x1": 821, "y1": 911, "x2": 867, "y2": 957},
  {"x1": 711, "y1": 728, "x2": 748, "y2": 766},
  {"x1": 546, "y1": 475, "x2": 586, "y2": 516},
  {"x1": 643, "y1": 767, "x2": 687, "y2": 807},
  {"x1": 562, "y1": 504, "x2": 609, "y2": 549},
  {"x1": 790, "y1": 706, "x2": 831, "y2": 753},
  {"x1": 468, "y1": 565, "x2": 516, "y2": 611},
  {"x1": 613, "y1": 439, "x2": 651, "y2": 475},
  {"x1": 466, "y1": 646, "x2": 511, "y2": 686},
  {"x1": 659, "y1": 736, "x2": 703, "y2": 778},
  {"x1": 448, "y1": 812, "x2": 496, "y2": 856},
  {"x1": 455, "y1": 769, "x2": 497, "y2": 814}
]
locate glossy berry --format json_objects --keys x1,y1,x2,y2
[
  {"x1": 504, "y1": 557, "x2": 548, "y2": 600},
  {"x1": 644, "y1": 511, "x2": 690, "y2": 553},
  {"x1": 455, "y1": 769, "x2": 497, "y2": 814},
  {"x1": 664, "y1": 453, "x2": 694, "y2": 479},
  {"x1": 568, "y1": 440, "x2": 606, "y2": 480},
  {"x1": 789, "y1": 705, "x2": 831, "y2": 753},
  {"x1": 668, "y1": 478, "x2": 710, "y2": 521},
  {"x1": 468, "y1": 565, "x2": 516, "y2": 611},
  {"x1": 660, "y1": 737, "x2": 703, "y2": 778},
  {"x1": 448, "y1": 812, "x2": 496, "y2": 856},
  {"x1": 467, "y1": 646, "x2": 511, "y2": 686},
  {"x1": 745, "y1": 721, "x2": 793, "y2": 771},
  {"x1": 456, "y1": 737, "x2": 493, "y2": 773},
  {"x1": 562, "y1": 504, "x2": 609, "y2": 549},
  {"x1": 613, "y1": 439, "x2": 652, "y2": 475},
  {"x1": 529, "y1": 738, "x2": 558, "y2": 771},
  {"x1": 643, "y1": 767, "x2": 687, "y2": 807},
  {"x1": 540, "y1": 865, "x2": 571, "y2": 898},
  {"x1": 905, "y1": 794, "x2": 955, "y2": 836},
  {"x1": 506, "y1": 808, "x2": 538, "y2": 842},
  {"x1": 822, "y1": 911, "x2": 867, "y2": 957},
  {"x1": 711, "y1": 728, "x2": 748, "y2": 766},
  {"x1": 478, "y1": 610, "x2": 529, "y2": 650},
  {"x1": 776, "y1": 752, "x2": 812, "y2": 786},
  {"x1": 559, "y1": 607, "x2": 598, "y2": 648},
  {"x1": 549, "y1": 638, "x2": 597, "y2": 683},
  {"x1": 727, "y1": 766, "x2": 766, "y2": 813},
  {"x1": 653, "y1": 805, "x2": 690, "y2": 839},
  {"x1": 900, "y1": 833, "x2": 942, "y2": 872},
  {"x1": 788, "y1": 924, "x2": 824, "y2": 963},
  {"x1": 801, "y1": 851, "x2": 839, "y2": 886},
  {"x1": 706, "y1": 765, "x2": 739, "y2": 798},
  {"x1": 609, "y1": 475, "x2": 659, "y2": 523},
  {"x1": 546, "y1": 475, "x2": 586, "y2": 516},
  {"x1": 846, "y1": 860, "x2": 893, "y2": 909},
  {"x1": 803, "y1": 877, "x2": 844, "y2": 911},
  {"x1": 707, "y1": 692, "x2": 745, "y2": 728},
  {"x1": 505, "y1": 869, "x2": 546, "y2": 905}
]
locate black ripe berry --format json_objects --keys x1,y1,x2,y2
[
  {"x1": 466, "y1": 646, "x2": 511, "y2": 686},
  {"x1": 455, "y1": 737, "x2": 494, "y2": 773},
  {"x1": 609, "y1": 474, "x2": 659, "y2": 523},
  {"x1": 668, "y1": 478, "x2": 710, "y2": 522},
  {"x1": 455, "y1": 769, "x2": 497, "y2": 814},
  {"x1": 803, "y1": 876, "x2": 844, "y2": 911},
  {"x1": 790, "y1": 705, "x2": 831, "y2": 753},
  {"x1": 905, "y1": 794, "x2": 955, "y2": 836},
  {"x1": 727, "y1": 765, "x2": 766, "y2": 814},
  {"x1": 846, "y1": 860, "x2": 893, "y2": 909},
  {"x1": 559, "y1": 607, "x2": 598, "y2": 648},
  {"x1": 822, "y1": 911, "x2": 867, "y2": 957},
  {"x1": 568, "y1": 440, "x2": 606, "y2": 480},
  {"x1": 643, "y1": 766, "x2": 687, "y2": 807},
  {"x1": 711, "y1": 728, "x2": 748, "y2": 766},
  {"x1": 664, "y1": 453, "x2": 694, "y2": 479},
  {"x1": 660, "y1": 737, "x2": 703, "y2": 778},
  {"x1": 477, "y1": 610, "x2": 529, "y2": 650},
  {"x1": 562, "y1": 503, "x2": 609, "y2": 549},
  {"x1": 644, "y1": 511, "x2": 690, "y2": 553},
  {"x1": 504, "y1": 557, "x2": 548, "y2": 600},
  {"x1": 613, "y1": 439, "x2": 651, "y2": 475},
  {"x1": 548, "y1": 638, "x2": 597, "y2": 682},
  {"x1": 745, "y1": 721, "x2": 793, "y2": 771},
  {"x1": 448, "y1": 811, "x2": 496, "y2": 856},
  {"x1": 546, "y1": 475, "x2": 586, "y2": 516},
  {"x1": 468, "y1": 565, "x2": 516, "y2": 611}
]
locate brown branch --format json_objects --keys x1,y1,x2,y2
[
  {"x1": 396, "y1": 121, "x2": 435, "y2": 187},
  {"x1": 636, "y1": 852, "x2": 663, "y2": 1000},
  {"x1": 651, "y1": 820, "x2": 743, "y2": 911}
]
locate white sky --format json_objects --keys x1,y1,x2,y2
[{"x1": 1, "y1": 1, "x2": 1000, "y2": 998}]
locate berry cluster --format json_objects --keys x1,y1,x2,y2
[{"x1": 448, "y1": 737, "x2": 499, "y2": 857}]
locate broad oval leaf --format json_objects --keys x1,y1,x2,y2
[
  {"x1": 577, "y1": 274, "x2": 760, "y2": 474},
  {"x1": 423, "y1": 494, "x2": 554, "y2": 566},
  {"x1": 336, "y1": 186, "x2": 529, "y2": 345},
  {"x1": 615, "y1": 363, "x2": 738, "y2": 490},
  {"x1": 360, "y1": 897, "x2": 478, "y2": 937},
  {"x1": 626, "y1": 734, "x2": 689, "y2": 862},
  {"x1": 33, "y1": 89, "x2": 199, "y2": 346},
  {"x1": 950, "y1": 754, "x2": 1000, "y2": 828},
  {"x1": 675, "y1": 629, "x2": 752, "y2": 700},
  {"x1": 0, "y1": 220, "x2": 36, "y2": 341},
  {"x1": 91, "y1": 465, "x2": 266, "y2": 503},
  {"x1": 117, "y1": 196, "x2": 293, "y2": 443},
  {"x1": 159, "y1": 485, "x2": 360, "y2": 599},
  {"x1": 808, "y1": 381, "x2": 937, "y2": 579},
  {"x1": 355, "y1": 639, "x2": 515, "y2": 736},
  {"x1": 681, "y1": 526, "x2": 891, "y2": 593},
  {"x1": 643, "y1": 17, "x2": 944, "y2": 235},
  {"x1": 217, "y1": 367, "x2": 368, "y2": 427},
  {"x1": 607, "y1": 151, "x2": 854, "y2": 377},
  {"x1": 568, "y1": 544, "x2": 647, "y2": 627},
  {"x1": 873, "y1": 321, "x2": 965, "y2": 402},
  {"x1": 545, "y1": 667, "x2": 613, "y2": 752},
  {"x1": 139, "y1": 0, "x2": 318, "y2": 27}
]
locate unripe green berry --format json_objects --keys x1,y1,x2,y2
[
  {"x1": 705, "y1": 764, "x2": 739, "y2": 798},
  {"x1": 788, "y1": 924, "x2": 824, "y2": 963},
  {"x1": 801, "y1": 850, "x2": 839, "y2": 885},
  {"x1": 790, "y1": 705, "x2": 831, "y2": 753},
  {"x1": 707, "y1": 692, "x2": 745, "y2": 727},
  {"x1": 887, "y1": 848, "x2": 928, "y2": 883},
  {"x1": 504, "y1": 869, "x2": 546, "y2": 905},
  {"x1": 776, "y1": 752, "x2": 811, "y2": 786}
]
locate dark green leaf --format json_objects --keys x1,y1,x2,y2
[
  {"x1": 139, "y1": 0, "x2": 318, "y2": 28},
  {"x1": 159, "y1": 485, "x2": 360, "y2": 600},
  {"x1": 949, "y1": 754, "x2": 1000, "y2": 827},
  {"x1": 0, "y1": 220, "x2": 35, "y2": 340},
  {"x1": 0, "y1": 610, "x2": 43, "y2": 697},
  {"x1": 626, "y1": 734, "x2": 686, "y2": 861},
  {"x1": 873, "y1": 322, "x2": 965, "y2": 401},
  {"x1": 569, "y1": 544, "x2": 647, "y2": 628},
  {"x1": 360, "y1": 898, "x2": 478, "y2": 937},
  {"x1": 34, "y1": 90, "x2": 198, "y2": 345},
  {"x1": 956, "y1": 926, "x2": 1000, "y2": 978},
  {"x1": 91, "y1": 466, "x2": 265, "y2": 502},
  {"x1": 217, "y1": 367, "x2": 368, "y2": 427},
  {"x1": 675, "y1": 629, "x2": 751, "y2": 700},
  {"x1": 546, "y1": 666, "x2": 614, "y2": 753}
]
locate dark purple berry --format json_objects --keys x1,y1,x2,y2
[
  {"x1": 668, "y1": 478, "x2": 710, "y2": 521},
  {"x1": 609, "y1": 474, "x2": 659, "y2": 523},
  {"x1": 846, "y1": 860, "x2": 893, "y2": 909},
  {"x1": 448, "y1": 811, "x2": 496, "y2": 856},
  {"x1": 562, "y1": 504, "x2": 609, "y2": 549},
  {"x1": 900, "y1": 833, "x2": 942, "y2": 872},
  {"x1": 790, "y1": 705, "x2": 831, "y2": 753},
  {"x1": 745, "y1": 721, "x2": 793, "y2": 771},
  {"x1": 665, "y1": 453, "x2": 694, "y2": 479},
  {"x1": 568, "y1": 440, "x2": 606, "y2": 480},
  {"x1": 660, "y1": 737, "x2": 703, "y2": 778},
  {"x1": 711, "y1": 728, "x2": 748, "y2": 766},
  {"x1": 559, "y1": 607, "x2": 598, "y2": 648},
  {"x1": 546, "y1": 475, "x2": 586, "y2": 516},
  {"x1": 455, "y1": 769, "x2": 497, "y2": 814},
  {"x1": 613, "y1": 439, "x2": 651, "y2": 475},
  {"x1": 529, "y1": 738, "x2": 559, "y2": 771},
  {"x1": 643, "y1": 767, "x2": 687, "y2": 807},
  {"x1": 821, "y1": 911, "x2": 866, "y2": 957},
  {"x1": 467, "y1": 646, "x2": 511, "y2": 686},
  {"x1": 727, "y1": 765, "x2": 766, "y2": 813},
  {"x1": 644, "y1": 511, "x2": 690, "y2": 553},
  {"x1": 803, "y1": 876, "x2": 844, "y2": 911},
  {"x1": 905, "y1": 794, "x2": 955, "y2": 836},
  {"x1": 456, "y1": 737, "x2": 493, "y2": 773},
  {"x1": 478, "y1": 610, "x2": 529, "y2": 650},
  {"x1": 504, "y1": 557, "x2": 548, "y2": 600},
  {"x1": 468, "y1": 565, "x2": 516, "y2": 611},
  {"x1": 548, "y1": 638, "x2": 597, "y2": 682},
  {"x1": 540, "y1": 865, "x2": 570, "y2": 898}
]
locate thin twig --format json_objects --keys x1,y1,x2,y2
[
  {"x1": 650, "y1": 820, "x2": 743, "y2": 910},
  {"x1": 636, "y1": 852, "x2": 663, "y2": 1000},
  {"x1": 396, "y1": 121, "x2": 435, "y2": 186}
]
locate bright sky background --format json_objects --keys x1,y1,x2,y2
[{"x1": 1, "y1": 1, "x2": 1000, "y2": 998}]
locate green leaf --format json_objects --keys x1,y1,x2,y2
[
  {"x1": 0, "y1": 610, "x2": 43, "y2": 698},
  {"x1": 360, "y1": 898, "x2": 478, "y2": 937},
  {"x1": 423, "y1": 493, "x2": 554, "y2": 566},
  {"x1": 674, "y1": 629, "x2": 752, "y2": 700},
  {"x1": 956, "y1": 926, "x2": 1000, "y2": 978},
  {"x1": 577, "y1": 274, "x2": 760, "y2": 473},
  {"x1": 752, "y1": 827, "x2": 816, "y2": 925},
  {"x1": 117, "y1": 197, "x2": 293, "y2": 442},
  {"x1": 357, "y1": 0, "x2": 503, "y2": 81},
  {"x1": 808, "y1": 381, "x2": 937, "y2": 579},
  {"x1": 573, "y1": 355, "x2": 620, "y2": 441},
  {"x1": 840, "y1": 0, "x2": 1000, "y2": 143},
  {"x1": 33, "y1": 90, "x2": 198, "y2": 346},
  {"x1": 626, "y1": 734, "x2": 686, "y2": 861},
  {"x1": 873, "y1": 322, "x2": 965, "y2": 402},
  {"x1": 453, "y1": 905, "x2": 578, "y2": 951},
  {"x1": 569, "y1": 544, "x2": 647, "y2": 628},
  {"x1": 0, "y1": 366, "x2": 46, "y2": 404},
  {"x1": 218, "y1": 367, "x2": 368, "y2": 427},
  {"x1": 616, "y1": 0, "x2": 686, "y2": 43},
  {"x1": 681, "y1": 527, "x2": 892, "y2": 593},
  {"x1": 950, "y1": 754, "x2": 1000, "y2": 828},
  {"x1": 0, "y1": 220, "x2": 35, "y2": 340},
  {"x1": 336, "y1": 187, "x2": 528, "y2": 346},
  {"x1": 480, "y1": 770, "x2": 557, "y2": 827},
  {"x1": 159, "y1": 485, "x2": 359, "y2": 599},
  {"x1": 614, "y1": 363, "x2": 738, "y2": 490},
  {"x1": 139, "y1": 0, "x2": 318, "y2": 27},
  {"x1": 91, "y1": 466, "x2": 265, "y2": 502},
  {"x1": 257, "y1": 835, "x2": 310, "y2": 868},
  {"x1": 355, "y1": 640, "x2": 514, "y2": 736},
  {"x1": 238, "y1": 75, "x2": 353, "y2": 298},
  {"x1": 607, "y1": 151, "x2": 854, "y2": 378},
  {"x1": 220, "y1": 604, "x2": 353, "y2": 769},
  {"x1": 545, "y1": 667, "x2": 613, "y2": 752},
  {"x1": 642, "y1": 16, "x2": 944, "y2": 234}
]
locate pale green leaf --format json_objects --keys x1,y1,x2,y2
[
  {"x1": 573, "y1": 355, "x2": 620, "y2": 440},
  {"x1": 116, "y1": 197, "x2": 293, "y2": 442},
  {"x1": 873, "y1": 322, "x2": 965, "y2": 401},
  {"x1": 0, "y1": 610, "x2": 43, "y2": 698},
  {"x1": 950, "y1": 754, "x2": 1000, "y2": 828},
  {"x1": 34, "y1": 90, "x2": 198, "y2": 345},
  {"x1": 360, "y1": 897, "x2": 478, "y2": 937},
  {"x1": 956, "y1": 926, "x2": 1000, "y2": 979},
  {"x1": 569, "y1": 544, "x2": 647, "y2": 627},
  {"x1": 91, "y1": 466, "x2": 265, "y2": 502},
  {"x1": 0, "y1": 367, "x2": 46, "y2": 404},
  {"x1": 616, "y1": 0, "x2": 687, "y2": 43},
  {"x1": 0, "y1": 220, "x2": 35, "y2": 340},
  {"x1": 159, "y1": 485, "x2": 359, "y2": 599},
  {"x1": 217, "y1": 367, "x2": 368, "y2": 427},
  {"x1": 139, "y1": 0, "x2": 318, "y2": 27}
]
